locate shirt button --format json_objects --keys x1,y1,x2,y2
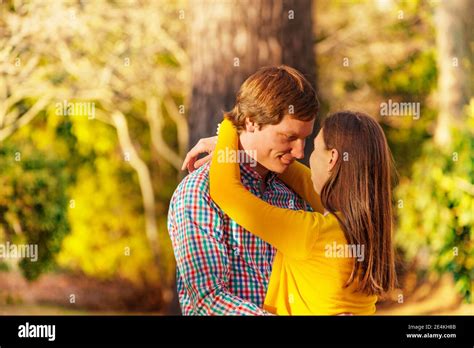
[{"x1": 289, "y1": 199, "x2": 295, "y2": 209}]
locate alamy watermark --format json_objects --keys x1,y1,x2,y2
[
  {"x1": 0, "y1": 241, "x2": 38, "y2": 262},
  {"x1": 380, "y1": 99, "x2": 420, "y2": 120},
  {"x1": 324, "y1": 241, "x2": 365, "y2": 262},
  {"x1": 216, "y1": 148, "x2": 257, "y2": 167},
  {"x1": 55, "y1": 99, "x2": 96, "y2": 120},
  {"x1": 18, "y1": 322, "x2": 55, "y2": 341}
]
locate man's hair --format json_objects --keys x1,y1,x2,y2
[{"x1": 224, "y1": 65, "x2": 319, "y2": 131}]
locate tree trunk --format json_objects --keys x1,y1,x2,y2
[
  {"x1": 434, "y1": 0, "x2": 473, "y2": 146},
  {"x1": 188, "y1": 0, "x2": 317, "y2": 157},
  {"x1": 181, "y1": 0, "x2": 316, "y2": 314},
  {"x1": 110, "y1": 111, "x2": 161, "y2": 266}
]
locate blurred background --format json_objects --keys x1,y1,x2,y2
[{"x1": 0, "y1": 0, "x2": 472, "y2": 315}]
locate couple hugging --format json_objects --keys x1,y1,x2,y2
[{"x1": 168, "y1": 65, "x2": 396, "y2": 315}]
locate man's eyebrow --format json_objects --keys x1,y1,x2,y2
[
  {"x1": 278, "y1": 131, "x2": 313, "y2": 139},
  {"x1": 277, "y1": 131, "x2": 293, "y2": 137},
  {"x1": 280, "y1": 131, "x2": 303, "y2": 137}
]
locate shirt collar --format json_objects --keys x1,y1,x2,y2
[{"x1": 239, "y1": 162, "x2": 278, "y2": 186}]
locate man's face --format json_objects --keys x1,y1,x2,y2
[{"x1": 241, "y1": 115, "x2": 315, "y2": 174}]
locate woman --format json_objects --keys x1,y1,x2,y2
[{"x1": 184, "y1": 111, "x2": 397, "y2": 315}]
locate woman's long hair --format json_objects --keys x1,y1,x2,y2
[{"x1": 320, "y1": 111, "x2": 397, "y2": 296}]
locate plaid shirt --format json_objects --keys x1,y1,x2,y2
[{"x1": 167, "y1": 161, "x2": 311, "y2": 315}]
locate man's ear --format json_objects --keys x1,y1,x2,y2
[
  {"x1": 328, "y1": 149, "x2": 339, "y2": 172},
  {"x1": 244, "y1": 117, "x2": 258, "y2": 132}
]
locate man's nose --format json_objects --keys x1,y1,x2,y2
[{"x1": 291, "y1": 139, "x2": 305, "y2": 159}]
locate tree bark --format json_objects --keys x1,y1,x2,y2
[
  {"x1": 434, "y1": 0, "x2": 473, "y2": 146},
  {"x1": 146, "y1": 97, "x2": 183, "y2": 171},
  {"x1": 182, "y1": 0, "x2": 317, "y2": 314},
  {"x1": 111, "y1": 111, "x2": 161, "y2": 265},
  {"x1": 189, "y1": 0, "x2": 317, "y2": 158}
]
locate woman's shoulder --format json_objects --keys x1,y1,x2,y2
[{"x1": 313, "y1": 212, "x2": 347, "y2": 241}]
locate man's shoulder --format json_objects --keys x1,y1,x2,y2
[
  {"x1": 168, "y1": 162, "x2": 223, "y2": 236},
  {"x1": 171, "y1": 162, "x2": 211, "y2": 205}
]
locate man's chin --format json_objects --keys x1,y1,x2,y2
[
  {"x1": 254, "y1": 159, "x2": 291, "y2": 175},
  {"x1": 266, "y1": 161, "x2": 290, "y2": 174}
]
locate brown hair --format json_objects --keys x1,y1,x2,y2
[
  {"x1": 225, "y1": 65, "x2": 319, "y2": 130},
  {"x1": 320, "y1": 111, "x2": 397, "y2": 296}
]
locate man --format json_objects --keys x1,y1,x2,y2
[{"x1": 167, "y1": 65, "x2": 320, "y2": 315}]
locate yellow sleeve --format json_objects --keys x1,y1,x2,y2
[
  {"x1": 209, "y1": 119, "x2": 324, "y2": 259},
  {"x1": 278, "y1": 161, "x2": 325, "y2": 214}
]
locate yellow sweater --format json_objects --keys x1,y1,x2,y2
[{"x1": 209, "y1": 119, "x2": 377, "y2": 315}]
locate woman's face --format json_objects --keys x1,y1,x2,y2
[{"x1": 309, "y1": 129, "x2": 337, "y2": 195}]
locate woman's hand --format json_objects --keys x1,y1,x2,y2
[{"x1": 181, "y1": 136, "x2": 217, "y2": 172}]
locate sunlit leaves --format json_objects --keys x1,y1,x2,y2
[{"x1": 396, "y1": 109, "x2": 474, "y2": 302}]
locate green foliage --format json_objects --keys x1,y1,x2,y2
[
  {"x1": 382, "y1": 107, "x2": 437, "y2": 177},
  {"x1": 369, "y1": 47, "x2": 438, "y2": 178},
  {"x1": 369, "y1": 50, "x2": 437, "y2": 98},
  {"x1": 1, "y1": 1, "x2": 187, "y2": 287},
  {"x1": 317, "y1": 0, "x2": 438, "y2": 178},
  {"x1": 0, "y1": 143, "x2": 70, "y2": 281},
  {"x1": 0, "y1": 261, "x2": 10, "y2": 272},
  {"x1": 56, "y1": 118, "x2": 161, "y2": 285},
  {"x1": 0, "y1": 103, "x2": 81, "y2": 281},
  {"x1": 396, "y1": 111, "x2": 474, "y2": 302}
]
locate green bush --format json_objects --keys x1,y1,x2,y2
[
  {"x1": 396, "y1": 111, "x2": 474, "y2": 302},
  {"x1": 0, "y1": 140, "x2": 71, "y2": 281}
]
